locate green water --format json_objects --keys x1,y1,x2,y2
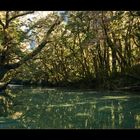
[{"x1": 1, "y1": 86, "x2": 140, "y2": 129}]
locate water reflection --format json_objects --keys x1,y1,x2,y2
[
  {"x1": 0, "y1": 88, "x2": 14, "y2": 117},
  {"x1": 2, "y1": 87, "x2": 140, "y2": 128}
]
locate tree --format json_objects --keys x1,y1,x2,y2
[
  {"x1": 0, "y1": 11, "x2": 61, "y2": 91},
  {"x1": 11, "y1": 11, "x2": 140, "y2": 89}
]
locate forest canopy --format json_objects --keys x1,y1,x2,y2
[{"x1": 0, "y1": 11, "x2": 140, "y2": 90}]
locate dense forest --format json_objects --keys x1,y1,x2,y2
[
  {"x1": 0, "y1": 11, "x2": 140, "y2": 113},
  {"x1": 0, "y1": 11, "x2": 140, "y2": 90}
]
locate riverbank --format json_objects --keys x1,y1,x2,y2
[
  {"x1": 9, "y1": 76, "x2": 140, "y2": 92},
  {"x1": 8, "y1": 64, "x2": 140, "y2": 92}
]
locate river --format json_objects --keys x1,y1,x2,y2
[{"x1": 0, "y1": 86, "x2": 140, "y2": 129}]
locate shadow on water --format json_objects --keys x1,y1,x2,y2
[
  {"x1": 0, "y1": 87, "x2": 24, "y2": 128},
  {"x1": 1, "y1": 86, "x2": 140, "y2": 129}
]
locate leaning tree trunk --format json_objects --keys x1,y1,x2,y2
[
  {"x1": 0, "y1": 67, "x2": 13, "y2": 116},
  {"x1": 0, "y1": 67, "x2": 9, "y2": 92},
  {"x1": 0, "y1": 65, "x2": 17, "y2": 94},
  {"x1": 0, "y1": 18, "x2": 61, "y2": 93}
]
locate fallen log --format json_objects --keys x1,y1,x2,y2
[{"x1": 118, "y1": 86, "x2": 140, "y2": 91}]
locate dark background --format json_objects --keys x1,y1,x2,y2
[{"x1": 0, "y1": 0, "x2": 139, "y2": 10}]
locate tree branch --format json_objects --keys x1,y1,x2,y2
[
  {"x1": 9, "y1": 11, "x2": 34, "y2": 21},
  {"x1": 5, "y1": 11, "x2": 10, "y2": 28},
  {"x1": 0, "y1": 19, "x2": 5, "y2": 28},
  {"x1": 4, "y1": 18, "x2": 61, "y2": 70},
  {"x1": 5, "y1": 11, "x2": 34, "y2": 28}
]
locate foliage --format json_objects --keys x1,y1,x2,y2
[
  {"x1": 0, "y1": 11, "x2": 140, "y2": 89},
  {"x1": 0, "y1": 11, "x2": 61, "y2": 89},
  {"x1": 13, "y1": 11, "x2": 140, "y2": 89},
  {"x1": 1, "y1": 11, "x2": 140, "y2": 123}
]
